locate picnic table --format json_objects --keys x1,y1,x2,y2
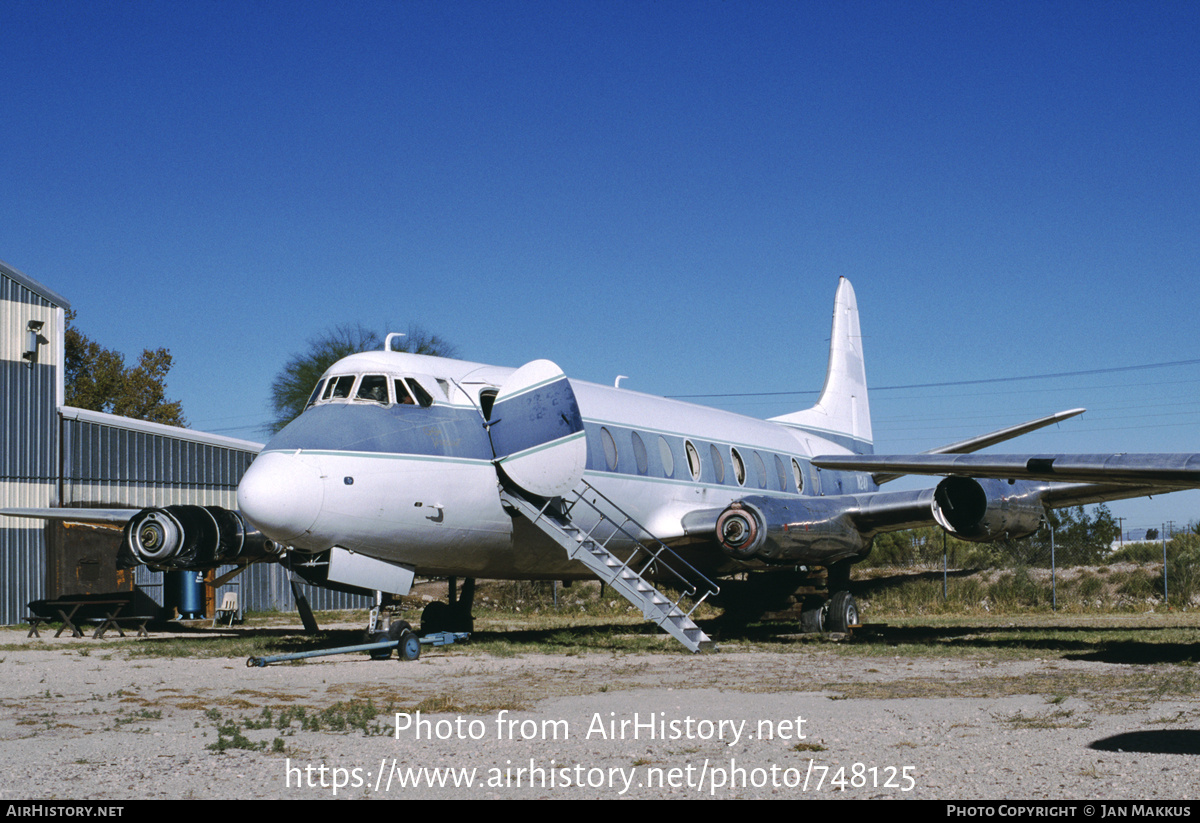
[{"x1": 26, "y1": 595, "x2": 154, "y2": 639}]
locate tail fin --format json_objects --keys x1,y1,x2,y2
[{"x1": 769, "y1": 277, "x2": 873, "y2": 454}]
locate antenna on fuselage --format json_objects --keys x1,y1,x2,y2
[
  {"x1": 615, "y1": 375, "x2": 628, "y2": 388},
  {"x1": 383, "y1": 333, "x2": 406, "y2": 352}
]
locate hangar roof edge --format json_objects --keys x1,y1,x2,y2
[{"x1": 0, "y1": 260, "x2": 71, "y2": 309}]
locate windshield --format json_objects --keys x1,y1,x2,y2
[{"x1": 306, "y1": 373, "x2": 436, "y2": 409}]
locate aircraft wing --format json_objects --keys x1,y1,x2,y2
[
  {"x1": 871, "y1": 409, "x2": 1086, "y2": 484},
  {"x1": 811, "y1": 453, "x2": 1200, "y2": 488},
  {"x1": 0, "y1": 507, "x2": 138, "y2": 524}
]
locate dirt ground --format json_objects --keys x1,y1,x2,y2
[{"x1": 2, "y1": 614, "x2": 1199, "y2": 800}]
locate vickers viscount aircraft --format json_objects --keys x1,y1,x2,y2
[{"x1": 9, "y1": 279, "x2": 1200, "y2": 651}]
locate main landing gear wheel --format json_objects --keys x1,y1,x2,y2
[
  {"x1": 420, "y1": 601, "x2": 449, "y2": 634},
  {"x1": 799, "y1": 597, "x2": 826, "y2": 633},
  {"x1": 826, "y1": 591, "x2": 858, "y2": 634},
  {"x1": 421, "y1": 601, "x2": 475, "y2": 633},
  {"x1": 422, "y1": 577, "x2": 476, "y2": 634}
]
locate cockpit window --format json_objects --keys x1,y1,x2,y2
[
  {"x1": 305, "y1": 379, "x2": 325, "y2": 410},
  {"x1": 356, "y1": 375, "x2": 388, "y2": 404},
  {"x1": 394, "y1": 377, "x2": 433, "y2": 408},
  {"x1": 309, "y1": 373, "x2": 436, "y2": 410},
  {"x1": 323, "y1": 375, "x2": 355, "y2": 400},
  {"x1": 407, "y1": 379, "x2": 433, "y2": 407}
]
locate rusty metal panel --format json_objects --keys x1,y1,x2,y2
[{"x1": 48, "y1": 521, "x2": 131, "y2": 598}]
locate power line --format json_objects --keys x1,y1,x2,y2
[{"x1": 667, "y1": 358, "x2": 1200, "y2": 400}]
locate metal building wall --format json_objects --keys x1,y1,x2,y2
[
  {"x1": 62, "y1": 408, "x2": 371, "y2": 616},
  {"x1": 134, "y1": 562, "x2": 372, "y2": 620},
  {"x1": 60, "y1": 408, "x2": 257, "y2": 509},
  {"x1": 0, "y1": 261, "x2": 67, "y2": 625},
  {"x1": 3, "y1": 260, "x2": 370, "y2": 624},
  {"x1": 232, "y1": 562, "x2": 372, "y2": 614}
]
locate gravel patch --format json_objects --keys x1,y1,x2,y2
[{"x1": 1, "y1": 625, "x2": 1198, "y2": 800}]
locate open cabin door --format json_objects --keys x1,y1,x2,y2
[{"x1": 486, "y1": 359, "x2": 586, "y2": 497}]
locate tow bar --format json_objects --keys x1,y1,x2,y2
[{"x1": 246, "y1": 631, "x2": 468, "y2": 667}]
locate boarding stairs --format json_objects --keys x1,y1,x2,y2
[{"x1": 499, "y1": 480, "x2": 718, "y2": 653}]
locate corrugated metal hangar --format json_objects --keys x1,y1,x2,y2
[{"x1": 1, "y1": 259, "x2": 369, "y2": 626}]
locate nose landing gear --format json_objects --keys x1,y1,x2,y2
[{"x1": 365, "y1": 618, "x2": 420, "y2": 661}]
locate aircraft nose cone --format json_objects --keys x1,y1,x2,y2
[{"x1": 237, "y1": 451, "x2": 324, "y2": 543}]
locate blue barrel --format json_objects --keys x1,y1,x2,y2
[{"x1": 165, "y1": 570, "x2": 205, "y2": 619}]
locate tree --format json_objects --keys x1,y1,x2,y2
[
  {"x1": 268, "y1": 324, "x2": 458, "y2": 433},
  {"x1": 1020, "y1": 504, "x2": 1120, "y2": 566},
  {"x1": 64, "y1": 311, "x2": 187, "y2": 427}
]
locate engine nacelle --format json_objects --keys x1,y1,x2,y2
[
  {"x1": 715, "y1": 496, "x2": 866, "y2": 565},
  {"x1": 124, "y1": 505, "x2": 276, "y2": 570},
  {"x1": 931, "y1": 477, "x2": 1046, "y2": 542}
]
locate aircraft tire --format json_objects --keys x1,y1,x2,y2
[
  {"x1": 396, "y1": 629, "x2": 420, "y2": 662},
  {"x1": 826, "y1": 591, "x2": 858, "y2": 634},
  {"x1": 447, "y1": 606, "x2": 474, "y2": 634},
  {"x1": 366, "y1": 630, "x2": 393, "y2": 660},
  {"x1": 799, "y1": 597, "x2": 826, "y2": 633},
  {"x1": 421, "y1": 601, "x2": 449, "y2": 634}
]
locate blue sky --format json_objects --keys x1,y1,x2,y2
[{"x1": 3, "y1": 1, "x2": 1198, "y2": 533}]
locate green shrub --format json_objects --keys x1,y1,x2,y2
[
  {"x1": 1077, "y1": 572, "x2": 1105, "y2": 600},
  {"x1": 1164, "y1": 547, "x2": 1200, "y2": 607}
]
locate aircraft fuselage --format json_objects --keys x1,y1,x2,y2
[{"x1": 236, "y1": 350, "x2": 875, "y2": 580}]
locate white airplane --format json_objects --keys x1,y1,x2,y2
[{"x1": 9, "y1": 279, "x2": 1200, "y2": 651}]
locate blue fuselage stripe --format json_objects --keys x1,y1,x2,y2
[
  {"x1": 262, "y1": 402, "x2": 873, "y2": 496},
  {"x1": 265, "y1": 402, "x2": 495, "y2": 459}
]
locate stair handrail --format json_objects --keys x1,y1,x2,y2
[{"x1": 564, "y1": 479, "x2": 720, "y2": 613}]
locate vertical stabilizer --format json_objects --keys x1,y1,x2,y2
[{"x1": 769, "y1": 278, "x2": 872, "y2": 453}]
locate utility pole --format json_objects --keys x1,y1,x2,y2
[{"x1": 1162, "y1": 524, "x2": 1169, "y2": 607}]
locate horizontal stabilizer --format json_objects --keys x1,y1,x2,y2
[{"x1": 811, "y1": 453, "x2": 1200, "y2": 488}]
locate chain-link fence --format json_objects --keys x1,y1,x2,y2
[{"x1": 859, "y1": 517, "x2": 1200, "y2": 610}]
